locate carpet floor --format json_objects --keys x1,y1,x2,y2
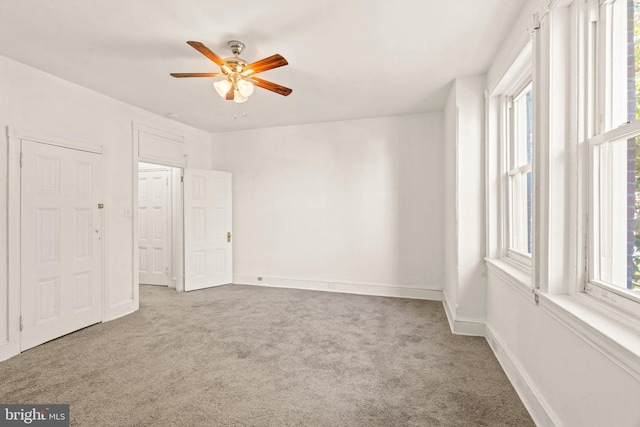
[{"x1": 0, "y1": 285, "x2": 535, "y2": 426}]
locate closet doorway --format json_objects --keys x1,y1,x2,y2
[{"x1": 137, "y1": 162, "x2": 182, "y2": 288}]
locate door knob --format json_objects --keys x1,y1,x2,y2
[{"x1": 227, "y1": 232, "x2": 232, "y2": 243}]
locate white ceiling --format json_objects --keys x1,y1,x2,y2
[{"x1": 0, "y1": 1, "x2": 525, "y2": 133}]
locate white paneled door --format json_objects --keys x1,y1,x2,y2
[
  {"x1": 184, "y1": 169, "x2": 232, "y2": 291},
  {"x1": 20, "y1": 141, "x2": 103, "y2": 351},
  {"x1": 138, "y1": 169, "x2": 170, "y2": 286}
]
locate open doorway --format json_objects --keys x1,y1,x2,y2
[
  {"x1": 137, "y1": 162, "x2": 183, "y2": 290},
  {"x1": 131, "y1": 122, "x2": 233, "y2": 295}
]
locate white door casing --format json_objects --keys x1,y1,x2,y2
[
  {"x1": 138, "y1": 169, "x2": 170, "y2": 286},
  {"x1": 20, "y1": 140, "x2": 103, "y2": 351},
  {"x1": 184, "y1": 169, "x2": 232, "y2": 291}
]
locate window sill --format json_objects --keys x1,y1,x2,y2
[
  {"x1": 485, "y1": 257, "x2": 534, "y2": 302},
  {"x1": 537, "y1": 292, "x2": 640, "y2": 381}
]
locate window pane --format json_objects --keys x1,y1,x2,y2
[
  {"x1": 632, "y1": 0, "x2": 639, "y2": 121},
  {"x1": 527, "y1": 170, "x2": 532, "y2": 254},
  {"x1": 593, "y1": 135, "x2": 640, "y2": 297},
  {"x1": 606, "y1": 0, "x2": 640, "y2": 127},
  {"x1": 597, "y1": 0, "x2": 640, "y2": 132},
  {"x1": 526, "y1": 90, "x2": 533, "y2": 164},
  {"x1": 630, "y1": 136, "x2": 640, "y2": 294},
  {"x1": 513, "y1": 83, "x2": 533, "y2": 167},
  {"x1": 629, "y1": 1, "x2": 640, "y2": 294},
  {"x1": 508, "y1": 83, "x2": 533, "y2": 256}
]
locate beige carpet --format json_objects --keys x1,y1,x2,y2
[{"x1": 0, "y1": 284, "x2": 534, "y2": 426}]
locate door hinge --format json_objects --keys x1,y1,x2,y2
[
  {"x1": 19, "y1": 152, "x2": 23, "y2": 167},
  {"x1": 180, "y1": 175, "x2": 184, "y2": 183},
  {"x1": 19, "y1": 316, "x2": 23, "y2": 332}
]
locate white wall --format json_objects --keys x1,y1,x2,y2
[
  {"x1": 456, "y1": 75, "x2": 487, "y2": 322},
  {"x1": 486, "y1": 0, "x2": 538, "y2": 94},
  {"x1": 486, "y1": 273, "x2": 640, "y2": 427},
  {"x1": 443, "y1": 75, "x2": 487, "y2": 336},
  {"x1": 0, "y1": 54, "x2": 212, "y2": 360},
  {"x1": 443, "y1": 83, "x2": 459, "y2": 310},
  {"x1": 211, "y1": 113, "x2": 444, "y2": 299}
]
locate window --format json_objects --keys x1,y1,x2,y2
[
  {"x1": 508, "y1": 83, "x2": 534, "y2": 260},
  {"x1": 588, "y1": 0, "x2": 640, "y2": 312},
  {"x1": 489, "y1": 41, "x2": 533, "y2": 272}
]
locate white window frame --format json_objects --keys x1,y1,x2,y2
[
  {"x1": 594, "y1": 0, "x2": 630, "y2": 133},
  {"x1": 507, "y1": 82, "x2": 534, "y2": 266},
  {"x1": 491, "y1": 43, "x2": 534, "y2": 273},
  {"x1": 585, "y1": 0, "x2": 640, "y2": 318},
  {"x1": 587, "y1": 122, "x2": 640, "y2": 317},
  {"x1": 486, "y1": 0, "x2": 640, "y2": 383}
]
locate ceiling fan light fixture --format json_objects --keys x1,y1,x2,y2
[
  {"x1": 233, "y1": 90, "x2": 248, "y2": 103},
  {"x1": 171, "y1": 40, "x2": 292, "y2": 102},
  {"x1": 237, "y1": 79, "x2": 255, "y2": 97},
  {"x1": 213, "y1": 79, "x2": 232, "y2": 97}
]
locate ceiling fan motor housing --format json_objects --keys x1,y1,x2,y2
[{"x1": 223, "y1": 56, "x2": 248, "y2": 73}]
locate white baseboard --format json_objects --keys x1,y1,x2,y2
[
  {"x1": 233, "y1": 274, "x2": 443, "y2": 301},
  {"x1": 0, "y1": 341, "x2": 20, "y2": 362},
  {"x1": 485, "y1": 324, "x2": 561, "y2": 427},
  {"x1": 104, "y1": 299, "x2": 138, "y2": 322},
  {"x1": 442, "y1": 293, "x2": 486, "y2": 336}
]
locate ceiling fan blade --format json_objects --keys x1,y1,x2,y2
[
  {"x1": 170, "y1": 72, "x2": 217, "y2": 78},
  {"x1": 251, "y1": 77, "x2": 293, "y2": 96},
  {"x1": 226, "y1": 87, "x2": 235, "y2": 100},
  {"x1": 186, "y1": 41, "x2": 231, "y2": 70},
  {"x1": 242, "y1": 54, "x2": 288, "y2": 75}
]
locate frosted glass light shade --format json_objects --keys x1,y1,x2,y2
[
  {"x1": 233, "y1": 90, "x2": 248, "y2": 103},
  {"x1": 237, "y1": 79, "x2": 254, "y2": 97},
  {"x1": 213, "y1": 79, "x2": 232, "y2": 97}
]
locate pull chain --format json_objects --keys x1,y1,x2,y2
[{"x1": 233, "y1": 102, "x2": 248, "y2": 121}]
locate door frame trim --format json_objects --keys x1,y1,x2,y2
[
  {"x1": 4, "y1": 126, "x2": 105, "y2": 360},
  {"x1": 132, "y1": 123, "x2": 186, "y2": 293},
  {"x1": 8, "y1": 127, "x2": 103, "y2": 154}
]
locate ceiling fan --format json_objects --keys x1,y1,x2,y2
[{"x1": 171, "y1": 40, "x2": 292, "y2": 103}]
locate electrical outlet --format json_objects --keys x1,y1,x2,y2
[{"x1": 257, "y1": 277, "x2": 262, "y2": 281}]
